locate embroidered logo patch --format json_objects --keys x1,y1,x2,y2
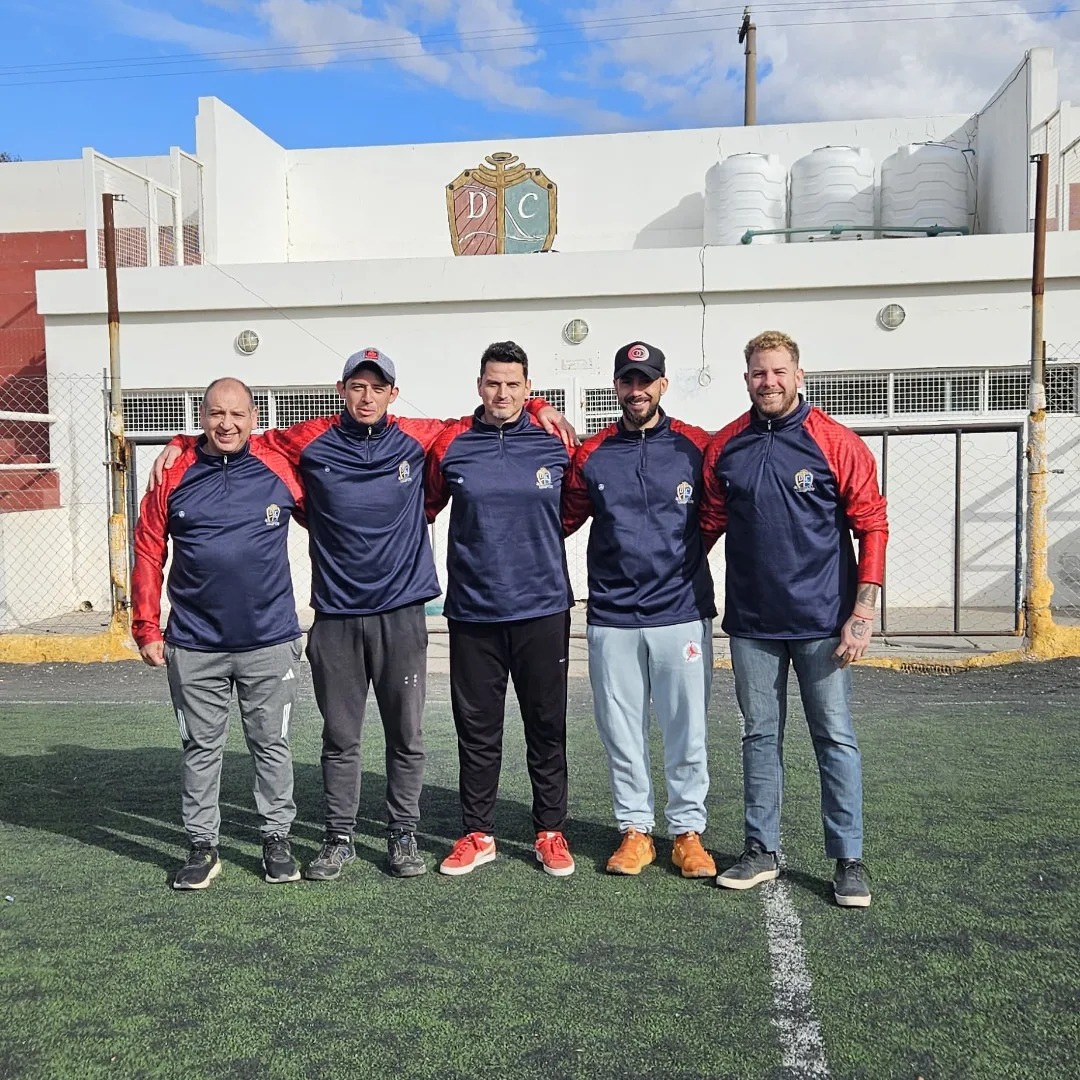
[
  {"x1": 683, "y1": 641, "x2": 703, "y2": 662},
  {"x1": 264, "y1": 503, "x2": 281, "y2": 527},
  {"x1": 676, "y1": 481, "x2": 693, "y2": 505},
  {"x1": 536, "y1": 467, "x2": 553, "y2": 490},
  {"x1": 794, "y1": 468, "x2": 815, "y2": 493},
  {"x1": 398, "y1": 461, "x2": 413, "y2": 484},
  {"x1": 628, "y1": 344, "x2": 650, "y2": 362}
]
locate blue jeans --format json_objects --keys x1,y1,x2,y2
[{"x1": 729, "y1": 635, "x2": 863, "y2": 860}]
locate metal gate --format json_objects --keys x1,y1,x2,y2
[{"x1": 855, "y1": 423, "x2": 1025, "y2": 636}]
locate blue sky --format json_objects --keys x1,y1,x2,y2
[{"x1": 1, "y1": 1, "x2": 1077, "y2": 161}]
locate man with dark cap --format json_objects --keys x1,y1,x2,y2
[{"x1": 563, "y1": 342, "x2": 718, "y2": 880}]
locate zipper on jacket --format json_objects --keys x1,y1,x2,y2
[
  {"x1": 638, "y1": 429, "x2": 651, "y2": 511},
  {"x1": 498, "y1": 425, "x2": 506, "y2": 459},
  {"x1": 222, "y1": 453, "x2": 229, "y2": 493}
]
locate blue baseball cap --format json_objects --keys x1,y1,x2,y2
[{"x1": 341, "y1": 347, "x2": 396, "y2": 385}]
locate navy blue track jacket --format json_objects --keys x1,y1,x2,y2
[
  {"x1": 132, "y1": 438, "x2": 304, "y2": 651},
  {"x1": 425, "y1": 408, "x2": 573, "y2": 622},
  {"x1": 700, "y1": 400, "x2": 889, "y2": 639},
  {"x1": 561, "y1": 410, "x2": 716, "y2": 628}
]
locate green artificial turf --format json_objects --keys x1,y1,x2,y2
[{"x1": 1, "y1": 665, "x2": 1079, "y2": 1080}]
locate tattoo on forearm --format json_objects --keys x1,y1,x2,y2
[
  {"x1": 856, "y1": 583, "x2": 880, "y2": 609},
  {"x1": 851, "y1": 618, "x2": 870, "y2": 640}
]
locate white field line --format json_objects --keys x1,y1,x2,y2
[{"x1": 761, "y1": 849, "x2": 831, "y2": 1079}]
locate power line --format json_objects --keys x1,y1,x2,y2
[
  {"x1": 0, "y1": 1, "x2": 1058, "y2": 76},
  {"x1": 0, "y1": 4, "x2": 1072, "y2": 88}
]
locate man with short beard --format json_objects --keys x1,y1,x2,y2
[
  {"x1": 701, "y1": 330, "x2": 888, "y2": 908},
  {"x1": 562, "y1": 341, "x2": 717, "y2": 880}
]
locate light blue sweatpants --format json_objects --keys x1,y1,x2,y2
[{"x1": 586, "y1": 619, "x2": 712, "y2": 836}]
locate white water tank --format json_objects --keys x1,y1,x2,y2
[
  {"x1": 704, "y1": 153, "x2": 788, "y2": 245},
  {"x1": 788, "y1": 146, "x2": 875, "y2": 241},
  {"x1": 880, "y1": 143, "x2": 973, "y2": 237}
]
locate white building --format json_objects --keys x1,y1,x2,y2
[{"x1": 1, "y1": 46, "x2": 1078, "y2": 635}]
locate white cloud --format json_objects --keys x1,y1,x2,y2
[{"x1": 572, "y1": 1, "x2": 1080, "y2": 126}]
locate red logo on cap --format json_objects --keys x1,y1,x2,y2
[
  {"x1": 364, "y1": 349, "x2": 380, "y2": 359},
  {"x1": 627, "y1": 344, "x2": 649, "y2": 362}
]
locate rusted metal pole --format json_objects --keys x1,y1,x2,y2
[
  {"x1": 102, "y1": 193, "x2": 130, "y2": 627},
  {"x1": 1025, "y1": 152, "x2": 1051, "y2": 650}
]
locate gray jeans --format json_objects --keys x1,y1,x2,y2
[{"x1": 165, "y1": 638, "x2": 301, "y2": 846}]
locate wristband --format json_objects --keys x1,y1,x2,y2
[{"x1": 852, "y1": 607, "x2": 876, "y2": 620}]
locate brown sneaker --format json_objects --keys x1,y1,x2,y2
[
  {"x1": 606, "y1": 828, "x2": 656, "y2": 875},
  {"x1": 671, "y1": 831, "x2": 716, "y2": 878}
]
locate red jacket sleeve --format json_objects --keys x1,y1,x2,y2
[
  {"x1": 699, "y1": 415, "x2": 750, "y2": 549},
  {"x1": 561, "y1": 442, "x2": 595, "y2": 537},
  {"x1": 806, "y1": 410, "x2": 889, "y2": 585},
  {"x1": 423, "y1": 418, "x2": 471, "y2": 523},
  {"x1": 257, "y1": 416, "x2": 337, "y2": 464},
  {"x1": 130, "y1": 449, "x2": 196, "y2": 647}
]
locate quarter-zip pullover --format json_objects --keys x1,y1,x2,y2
[
  {"x1": 562, "y1": 410, "x2": 716, "y2": 628},
  {"x1": 700, "y1": 399, "x2": 888, "y2": 639},
  {"x1": 132, "y1": 437, "x2": 304, "y2": 651},
  {"x1": 164, "y1": 399, "x2": 554, "y2": 617},
  {"x1": 425, "y1": 408, "x2": 572, "y2": 622}
]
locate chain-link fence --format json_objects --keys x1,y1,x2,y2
[
  {"x1": 0, "y1": 373, "x2": 111, "y2": 634},
  {"x1": 1044, "y1": 344, "x2": 1080, "y2": 625}
]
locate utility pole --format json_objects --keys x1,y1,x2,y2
[
  {"x1": 1025, "y1": 152, "x2": 1051, "y2": 647},
  {"x1": 101, "y1": 192, "x2": 130, "y2": 629},
  {"x1": 739, "y1": 7, "x2": 756, "y2": 126}
]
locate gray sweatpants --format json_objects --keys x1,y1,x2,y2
[
  {"x1": 165, "y1": 639, "x2": 301, "y2": 846},
  {"x1": 307, "y1": 604, "x2": 427, "y2": 836}
]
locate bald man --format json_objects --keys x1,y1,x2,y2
[{"x1": 132, "y1": 377, "x2": 307, "y2": 891}]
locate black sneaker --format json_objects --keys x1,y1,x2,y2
[
  {"x1": 716, "y1": 840, "x2": 780, "y2": 891},
  {"x1": 833, "y1": 859, "x2": 872, "y2": 908},
  {"x1": 302, "y1": 834, "x2": 356, "y2": 881},
  {"x1": 388, "y1": 829, "x2": 426, "y2": 878},
  {"x1": 262, "y1": 835, "x2": 301, "y2": 884},
  {"x1": 173, "y1": 843, "x2": 221, "y2": 890}
]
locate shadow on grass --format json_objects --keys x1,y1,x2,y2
[{"x1": 0, "y1": 744, "x2": 651, "y2": 885}]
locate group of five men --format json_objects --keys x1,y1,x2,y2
[{"x1": 132, "y1": 330, "x2": 888, "y2": 909}]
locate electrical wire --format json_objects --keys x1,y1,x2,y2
[{"x1": 0, "y1": 3, "x2": 1072, "y2": 87}]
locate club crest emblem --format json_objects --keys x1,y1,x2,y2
[
  {"x1": 446, "y1": 152, "x2": 557, "y2": 256},
  {"x1": 676, "y1": 481, "x2": 693, "y2": 505},
  {"x1": 794, "y1": 469, "x2": 815, "y2": 493},
  {"x1": 536, "y1": 467, "x2": 553, "y2": 490},
  {"x1": 264, "y1": 504, "x2": 281, "y2": 527},
  {"x1": 398, "y1": 461, "x2": 413, "y2": 484}
]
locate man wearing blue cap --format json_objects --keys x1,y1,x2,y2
[{"x1": 148, "y1": 348, "x2": 572, "y2": 881}]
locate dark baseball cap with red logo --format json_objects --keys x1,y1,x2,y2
[
  {"x1": 613, "y1": 341, "x2": 666, "y2": 382},
  {"x1": 341, "y1": 347, "x2": 396, "y2": 385}
]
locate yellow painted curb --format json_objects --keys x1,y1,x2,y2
[{"x1": 0, "y1": 622, "x2": 140, "y2": 664}]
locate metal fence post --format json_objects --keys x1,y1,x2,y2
[{"x1": 102, "y1": 193, "x2": 131, "y2": 633}]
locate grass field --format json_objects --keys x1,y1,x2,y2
[{"x1": 2, "y1": 659, "x2": 1080, "y2": 1080}]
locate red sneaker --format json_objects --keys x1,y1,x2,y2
[
  {"x1": 439, "y1": 832, "x2": 496, "y2": 876},
  {"x1": 535, "y1": 831, "x2": 575, "y2": 877}
]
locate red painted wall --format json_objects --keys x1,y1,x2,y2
[{"x1": 0, "y1": 230, "x2": 86, "y2": 512}]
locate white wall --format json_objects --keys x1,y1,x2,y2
[
  {"x1": 974, "y1": 47, "x2": 1060, "y2": 236},
  {"x1": 283, "y1": 114, "x2": 974, "y2": 261},
  {"x1": 195, "y1": 97, "x2": 288, "y2": 264},
  {"x1": 0, "y1": 156, "x2": 172, "y2": 233}
]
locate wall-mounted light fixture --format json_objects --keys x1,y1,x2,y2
[
  {"x1": 563, "y1": 318, "x2": 589, "y2": 345},
  {"x1": 877, "y1": 304, "x2": 906, "y2": 331},
  {"x1": 235, "y1": 329, "x2": 260, "y2": 354}
]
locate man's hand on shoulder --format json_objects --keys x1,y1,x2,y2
[
  {"x1": 146, "y1": 445, "x2": 183, "y2": 493},
  {"x1": 537, "y1": 405, "x2": 580, "y2": 451}
]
